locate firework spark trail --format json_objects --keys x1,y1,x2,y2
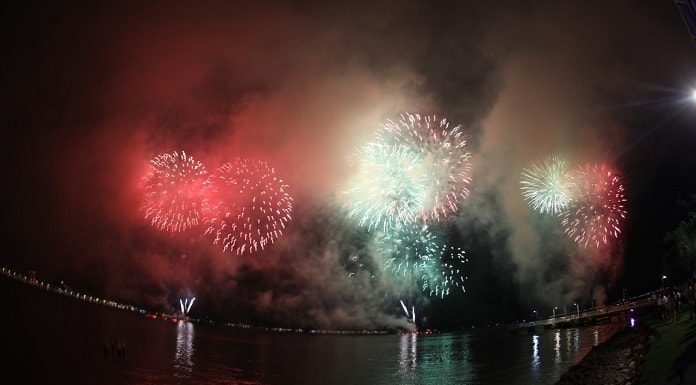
[
  {"x1": 400, "y1": 300, "x2": 410, "y2": 317},
  {"x1": 377, "y1": 113, "x2": 472, "y2": 222},
  {"x1": 343, "y1": 143, "x2": 428, "y2": 231},
  {"x1": 418, "y1": 245, "x2": 468, "y2": 298},
  {"x1": 430, "y1": 245, "x2": 468, "y2": 297},
  {"x1": 204, "y1": 158, "x2": 293, "y2": 256},
  {"x1": 378, "y1": 224, "x2": 440, "y2": 279},
  {"x1": 376, "y1": 225, "x2": 468, "y2": 298},
  {"x1": 559, "y1": 164, "x2": 627, "y2": 248},
  {"x1": 520, "y1": 155, "x2": 574, "y2": 214},
  {"x1": 141, "y1": 151, "x2": 211, "y2": 232}
]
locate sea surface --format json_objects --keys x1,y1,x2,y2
[{"x1": 3, "y1": 277, "x2": 629, "y2": 385}]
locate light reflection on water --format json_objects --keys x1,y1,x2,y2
[
  {"x1": 574, "y1": 328, "x2": 580, "y2": 353},
  {"x1": 174, "y1": 321, "x2": 195, "y2": 377},
  {"x1": 7, "y1": 273, "x2": 629, "y2": 385},
  {"x1": 526, "y1": 325, "x2": 593, "y2": 385},
  {"x1": 397, "y1": 332, "x2": 475, "y2": 384},
  {"x1": 554, "y1": 331, "x2": 561, "y2": 364},
  {"x1": 565, "y1": 329, "x2": 571, "y2": 353},
  {"x1": 593, "y1": 327, "x2": 599, "y2": 346},
  {"x1": 399, "y1": 333, "x2": 417, "y2": 379},
  {"x1": 531, "y1": 334, "x2": 540, "y2": 373}
]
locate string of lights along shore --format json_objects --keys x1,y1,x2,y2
[{"x1": 140, "y1": 114, "x2": 628, "y2": 300}]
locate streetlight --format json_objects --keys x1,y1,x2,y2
[
  {"x1": 574, "y1": 303, "x2": 579, "y2": 316},
  {"x1": 662, "y1": 275, "x2": 667, "y2": 288},
  {"x1": 533, "y1": 310, "x2": 537, "y2": 320},
  {"x1": 553, "y1": 306, "x2": 558, "y2": 318}
]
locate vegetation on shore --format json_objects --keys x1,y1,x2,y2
[{"x1": 638, "y1": 318, "x2": 696, "y2": 384}]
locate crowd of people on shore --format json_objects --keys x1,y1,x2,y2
[
  {"x1": 103, "y1": 338, "x2": 127, "y2": 359},
  {"x1": 652, "y1": 280, "x2": 696, "y2": 322}
]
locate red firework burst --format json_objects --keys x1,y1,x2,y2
[
  {"x1": 204, "y1": 158, "x2": 293, "y2": 255},
  {"x1": 559, "y1": 164, "x2": 627, "y2": 247},
  {"x1": 141, "y1": 151, "x2": 211, "y2": 232}
]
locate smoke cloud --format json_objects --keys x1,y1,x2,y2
[{"x1": 2, "y1": 1, "x2": 689, "y2": 328}]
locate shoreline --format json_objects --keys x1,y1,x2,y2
[
  {"x1": 0, "y1": 266, "x2": 398, "y2": 336},
  {"x1": 555, "y1": 323, "x2": 649, "y2": 385}
]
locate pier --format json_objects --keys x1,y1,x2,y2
[{"x1": 517, "y1": 296, "x2": 656, "y2": 329}]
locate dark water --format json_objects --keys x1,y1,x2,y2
[{"x1": 3, "y1": 278, "x2": 628, "y2": 385}]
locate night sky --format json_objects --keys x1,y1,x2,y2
[{"x1": 3, "y1": 0, "x2": 696, "y2": 330}]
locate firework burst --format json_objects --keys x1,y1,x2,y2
[
  {"x1": 560, "y1": 164, "x2": 627, "y2": 247},
  {"x1": 377, "y1": 224, "x2": 440, "y2": 279},
  {"x1": 141, "y1": 151, "x2": 211, "y2": 232},
  {"x1": 343, "y1": 143, "x2": 428, "y2": 231},
  {"x1": 377, "y1": 113, "x2": 472, "y2": 221},
  {"x1": 204, "y1": 158, "x2": 293, "y2": 255},
  {"x1": 520, "y1": 155, "x2": 574, "y2": 214},
  {"x1": 429, "y1": 245, "x2": 468, "y2": 298},
  {"x1": 376, "y1": 225, "x2": 468, "y2": 298}
]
